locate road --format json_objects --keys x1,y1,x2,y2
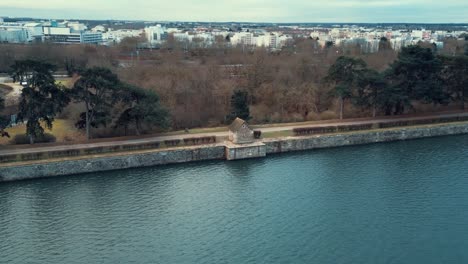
[{"x1": 0, "y1": 111, "x2": 467, "y2": 157}]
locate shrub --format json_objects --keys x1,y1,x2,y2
[
  {"x1": 293, "y1": 123, "x2": 373, "y2": 136},
  {"x1": 376, "y1": 116, "x2": 467, "y2": 129},
  {"x1": 84, "y1": 147, "x2": 105, "y2": 154},
  {"x1": 11, "y1": 133, "x2": 57, "y2": 145},
  {"x1": 293, "y1": 126, "x2": 337, "y2": 136},
  {"x1": 164, "y1": 139, "x2": 181, "y2": 147},
  {"x1": 254, "y1": 130, "x2": 262, "y2": 139},
  {"x1": 184, "y1": 138, "x2": 195, "y2": 145},
  {"x1": 183, "y1": 136, "x2": 216, "y2": 146},
  {"x1": 337, "y1": 124, "x2": 373, "y2": 132}
]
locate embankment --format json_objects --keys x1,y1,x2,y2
[
  {"x1": 1, "y1": 122, "x2": 468, "y2": 182},
  {"x1": 0, "y1": 145, "x2": 225, "y2": 182},
  {"x1": 264, "y1": 122, "x2": 468, "y2": 153}
]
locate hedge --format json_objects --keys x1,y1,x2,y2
[
  {"x1": 11, "y1": 133, "x2": 57, "y2": 145},
  {"x1": 183, "y1": 136, "x2": 216, "y2": 146},
  {"x1": 293, "y1": 115, "x2": 468, "y2": 136},
  {"x1": 378, "y1": 116, "x2": 468, "y2": 129},
  {"x1": 164, "y1": 139, "x2": 181, "y2": 147},
  {"x1": 254, "y1": 130, "x2": 262, "y2": 139}
]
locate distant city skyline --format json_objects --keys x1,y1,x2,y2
[{"x1": 1, "y1": 0, "x2": 467, "y2": 23}]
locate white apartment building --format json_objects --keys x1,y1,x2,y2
[
  {"x1": 230, "y1": 32, "x2": 254, "y2": 46},
  {"x1": 0, "y1": 22, "x2": 43, "y2": 42},
  {"x1": 229, "y1": 32, "x2": 288, "y2": 49},
  {"x1": 145, "y1": 25, "x2": 167, "y2": 45},
  {"x1": 102, "y1": 29, "x2": 143, "y2": 43},
  {"x1": 43, "y1": 26, "x2": 102, "y2": 44},
  {"x1": 0, "y1": 28, "x2": 27, "y2": 43}
]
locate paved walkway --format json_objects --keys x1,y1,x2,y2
[{"x1": 1, "y1": 111, "x2": 467, "y2": 157}]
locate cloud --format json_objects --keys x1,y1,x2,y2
[{"x1": 0, "y1": 0, "x2": 467, "y2": 22}]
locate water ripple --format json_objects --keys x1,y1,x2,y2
[{"x1": 1, "y1": 135, "x2": 468, "y2": 264}]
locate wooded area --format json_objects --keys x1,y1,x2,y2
[{"x1": 0, "y1": 36, "x2": 467, "y2": 143}]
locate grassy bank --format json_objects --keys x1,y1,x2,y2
[{"x1": 0, "y1": 119, "x2": 83, "y2": 145}]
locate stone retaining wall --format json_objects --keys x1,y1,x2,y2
[
  {"x1": 1, "y1": 122, "x2": 468, "y2": 182},
  {"x1": 0, "y1": 145, "x2": 225, "y2": 182},
  {"x1": 225, "y1": 142, "x2": 266, "y2": 160},
  {"x1": 264, "y1": 123, "x2": 468, "y2": 153}
]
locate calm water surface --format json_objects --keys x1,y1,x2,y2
[{"x1": 1, "y1": 135, "x2": 468, "y2": 264}]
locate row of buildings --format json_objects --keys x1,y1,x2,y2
[
  {"x1": 1, "y1": 19, "x2": 466, "y2": 54},
  {"x1": 310, "y1": 27, "x2": 466, "y2": 52},
  {"x1": 145, "y1": 25, "x2": 293, "y2": 50},
  {"x1": 0, "y1": 20, "x2": 102, "y2": 44},
  {"x1": 0, "y1": 20, "x2": 293, "y2": 50}
]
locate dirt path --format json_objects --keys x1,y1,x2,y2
[
  {"x1": 1, "y1": 111, "x2": 467, "y2": 157},
  {"x1": 2, "y1": 83, "x2": 22, "y2": 107}
]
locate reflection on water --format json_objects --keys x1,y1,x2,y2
[{"x1": 1, "y1": 135, "x2": 468, "y2": 264}]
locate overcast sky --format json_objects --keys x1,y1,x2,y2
[{"x1": 1, "y1": 0, "x2": 467, "y2": 23}]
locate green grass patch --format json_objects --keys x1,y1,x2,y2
[
  {"x1": 55, "y1": 78, "x2": 74, "y2": 88},
  {"x1": 262, "y1": 130, "x2": 294, "y2": 138},
  {"x1": 0, "y1": 119, "x2": 83, "y2": 145},
  {"x1": 162, "y1": 126, "x2": 228, "y2": 136}
]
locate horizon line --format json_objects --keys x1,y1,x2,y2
[{"x1": 1, "y1": 15, "x2": 468, "y2": 25}]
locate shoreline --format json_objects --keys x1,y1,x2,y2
[{"x1": 1, "y1": 121, "x2": 468, "y2": 182}]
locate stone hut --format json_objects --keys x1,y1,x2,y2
[{"x1": 228, "y1": 118, "x2": 254, "y2": 144}]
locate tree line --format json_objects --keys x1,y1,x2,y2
[
  {"x1": 325, "y1": 45, "x2": 468, "y2": 119},
  {"x1": 5, "y1": 60, "x2": 169, "y2": 144},
  {"x1": 0, "y1": 40, "x2": 467, "y2": 143}
]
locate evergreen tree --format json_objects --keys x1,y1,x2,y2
[
  {"x1": 354, "y1": 69, "x2": 388, "y2": 117},
  {"x1": 439, "y1": 55, "x2": 468, "y2": 110},
  {"x1": 325, "y1": 56, "x2": 367, "y2": 119},
  {"x1": 378, "y1": 37, "x2": 392, "y2": 51},
  {"x1": 115, "y1": 84, "x2": 170, "y2": 135},
  {"x1": 10, "y1": 60, "x2": 69, "y2": 144},
  {"x1": 0, "y1": 93, "x2": 9, "y2": 138},
  {"x1": 70, "y1": 67, "x2": 120, "y2": 140},
  {"x1": 228, "y1": 90, "x2": 250, "y2": 122},
  {"x1": 385, "y1": 45, "x2": 448, "y2": 115}
]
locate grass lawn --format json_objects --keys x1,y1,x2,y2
[
  {"x1": 56, "y1": 78, "x2": 74, "y2": 88},
  {"x1": 158, "y1": 126, "x2": 228, "y2": 137},
  {"x1": 0, "y1": 119, "x2": 83, "y2": 145}
]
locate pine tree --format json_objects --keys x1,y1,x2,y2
[
  {"x1": 325, "y1": 56, "x2": 367, "y2": 119},
  {"x1": 10, "y1": 60, "x2": 69, "y2": 144},
  {"x1": 227, "y1": 90, "x2": 251, "y2": 122},
  {"x1": 385, "y1": 45, "x2": 448, "y2": 115},
  {"x1": 0, "y1": 92, "x2": 9, "y2": 137},
  {"x1": 115, "y1": 84, "x2": 169, "y2": 135},
  {"x1": 439, "y1": 55, "x2": 468, "y2": 110},
  {"x1": 70, "y1": 67, "x2": 120, "y2": 140},
  {"x1": 354, "y1": 69, "x2": 388, "y2": 117}
]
